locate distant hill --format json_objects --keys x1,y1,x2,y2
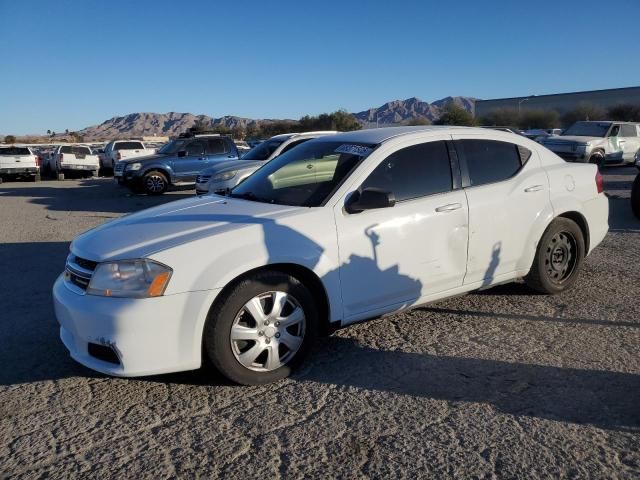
[{"x1": 75, "y1": 96, "x2": 477, "y2": 140}]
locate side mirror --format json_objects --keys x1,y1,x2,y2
[
  {"x1": 346, "y1": 187, "x2": 396, "y2": 214},
  {"x1": 177, "y1": 150, "x2": 187, "y2": 158}
]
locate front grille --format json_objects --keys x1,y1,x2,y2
[
  {"x1": 65, "y1": 254, "x2": 97, "y2": 292},
  {"x1": 196, "y1": 175, "x2": 211, "y2": 184},
  {"x1": 88, "y1": 343, "x2": 120, "y2": 365}
]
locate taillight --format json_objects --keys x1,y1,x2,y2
[
  {"x1": 595, "y1": 170, "x2": 604, "y2": 194},
  {"x1": 59, "y1": 153, "x2": 64, "y2": 163}
]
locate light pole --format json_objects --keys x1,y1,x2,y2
[{"x1": 518, "y1": 97, "x2": 529, "y2": 113}]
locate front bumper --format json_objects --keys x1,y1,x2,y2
[{"x1": 53, "y1": 275, "x2": 217, "y2": 377}]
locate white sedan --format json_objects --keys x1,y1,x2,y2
[{"x1": 53, "y1": 126, "x2": 609, "y2": 385}]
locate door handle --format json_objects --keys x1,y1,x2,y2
[
  {"x1": 435, "y1": 203, "x2": 462, "y2": 212},
  {"x1": 524, "y1": 185, "x2": 544, "y2": 192}
]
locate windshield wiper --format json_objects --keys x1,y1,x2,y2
[{"x1": 229, "y1": 191, "x2": 267, "y2": 203}]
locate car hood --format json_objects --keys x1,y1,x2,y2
[
  {"x1": 119, "y1": 153, "x2": 168, "y2": 164},
  {"x1": 71, "y1": 196, "x2": 300, "y2": 262},
  {"x1": 199, "y1": 159, "x2": 265, "y2": 176},
  {"x1": 543, "y1": 136, "x2": 599, "y2": 145}
]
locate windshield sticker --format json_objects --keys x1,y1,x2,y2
[{"x1": 335, "y1": 144, "x2": 373, "y2": 156}]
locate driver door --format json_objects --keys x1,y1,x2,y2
[
  {"x1": 333, "y1": 137, "x2": 469, "y2": 322},
  {"x1": 172, "y1": 140, "x2": 206, "y2": 181}
]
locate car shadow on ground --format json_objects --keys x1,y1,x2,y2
[{"x1": 0, "y1": 178, "x2": 194, "y2": 214}]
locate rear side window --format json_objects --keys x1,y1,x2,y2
[
  {"x1": 206, "y1": 138, "x2": 227, "y2": 154},
  {"x1": 620, "y1": 124, "x2": 638, "y2": 137},
  {"x1": 281, "y1": 138, "x2": 311, "y2": 154},
  {"x1": 0, "y1": 147, "x2": 31, "y2": 155},
  {"x1": 114, "y1": 142, "x2": 144, "y2": 150},
  {"x1": 361, "y1": 141, "x2": 452, "y2": 202},
  {"x1": 457, "y1": 140, "x2": 526, "y2": 187}
]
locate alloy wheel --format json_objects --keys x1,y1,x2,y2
[{"x1": 145, "y1": 174, "x2": 165, "y2": 193}]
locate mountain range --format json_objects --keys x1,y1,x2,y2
[{"x1": 77, "y1": 96, "x2": 476, "y2": 140}]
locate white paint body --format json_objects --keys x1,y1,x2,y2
[
  {"x1": 53, "y1": 127, "x2": 609, "y2": 377},
  {"x1": 103, "y1": 140, "x2": 156, "y2": 169}
]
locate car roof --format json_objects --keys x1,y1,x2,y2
[{"x1": 313, "y1": 126, "x2": 493, "y2": 145}]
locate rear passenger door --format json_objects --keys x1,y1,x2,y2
[
  {"x1": 204, "y1": 138, "x2": 236, "y2": 168},
  {"x1": 452, "y1": 135, "x2": 549, "y2": 286}
]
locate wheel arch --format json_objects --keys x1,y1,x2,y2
[
  {"x1": 205, "y1": 263, "x2": 333, "y2": 337},
  {"x1": 142, "y1": 166, "x2": 173, "y2": 184},
  {"x1": 555, "y1": 210, "x2": 590, "y2": 253}
]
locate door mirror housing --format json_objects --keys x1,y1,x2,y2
[
  {"x1": 177, "y1": 150, "x2": 187, "y2": 158},
  {"x1": 346, "y1": 188, "x2": 396, "y2": 214}
]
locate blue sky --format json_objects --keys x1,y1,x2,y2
[{"x1": 1, "y1": 0, "x2": 639, "y2": 134}]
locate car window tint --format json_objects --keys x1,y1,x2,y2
[
  {"x1": 281, "y1": 138, "x2": 311, "y2": 154},
  {"x1": 361, "y1": 141, "x2": 452, "y2": 202},
  {"x1": 114, "y1": 142, "x2": 144, "y2": 150},
  {"x1": 206, "y1": 138, "x2": 227, "y2": 154},
  {"x1": 458, "y1": 140, "x2": 523, "y2": 186},
  {"x1": 620, "y1": 124, "x2": 638, "y2": 137},
  {"x1": 186, "y1": 141, "x2": 205, "y2": 156}
]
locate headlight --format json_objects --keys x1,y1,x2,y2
[
  {"x1": 126, "y1": 162, "x2": 142, "y2": 171},
  {"x1": 212, "y1": 171, "x2": 237, "y2": 182},
  {"x1": 87, "y1": 259, "x2": 172, "y2": 298}
]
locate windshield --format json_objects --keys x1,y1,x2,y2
[
  {"x1": 157, "y1": 139, "x2": 188, "y2": 154},
  {"x1": 241, "y1": 138, "x2": 286, "y2": 160},
  {"x1": 230, "y1": 141, "x2": 375, "y2": 207},
  {"x1": 562, "y1": 122, "x2": 610, "y2": 137}
]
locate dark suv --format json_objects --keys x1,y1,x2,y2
[{"x1": 116, "y1": 134, "x2": 239, "y2": 195}]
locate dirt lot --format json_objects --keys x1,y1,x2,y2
[{"x1": 1, "y1": 169, "x2": 639, "y2": 479}]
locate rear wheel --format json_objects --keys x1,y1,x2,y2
[
  {"x1": 143, "y1": 170, "x2": 168, "y2": 195},
  {"x1": 203, "y1": 271, "x2": 317, "y2": 385},
  {"x1": 631, "y1": 174, "x2": 640, "y2": 219},
  {"x1": 525, "y1": 218, "x2": 585, "y2": 294}
]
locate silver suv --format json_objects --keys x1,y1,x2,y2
[{"x1": 542, "y1": 121, "x2": 640, "y2": 166}]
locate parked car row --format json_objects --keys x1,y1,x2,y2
[{"x1": 0, "y1": 145, "x2": 41, "y2": 182}]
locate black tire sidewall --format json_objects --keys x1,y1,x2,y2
[
  {"x1": 203, "y1": 271, "x2": 318, "y2": 385},
  {"x1": 631, "y1": 174, "x2": 640, "y2": 220},
  {"x1": 533, "y1": 218, "x2": 585, "y2": 294},
  {"x1": 143, "y1": 170, "x2": 167, "y2": 195}
]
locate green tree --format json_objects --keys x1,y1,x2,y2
[
  {"x1": 519, "y1": 109, "x2": 561, "y2": 129},
  {"x1": 607, "y1": 104, "x2": 640, "y2": 122},
  {"x1": 479, "y1": 108, "x2": 521, "y2": 127},
  {"x1": 405, "y1": 117, "x2": 431, "y2": 126},
  {"x1": 434, "y1": 102, "x2": 476, "y2": 126},
  {"x1": 231, "y1": 125, "x2": 246, "y2": 140},
  {"x1": 46, "y1": 129, "x2": 51, "y2": 136},
  {"x1": 191, "y1": 118, "x2": 211, "y2": 133},
  {"x1": 4, "y1": 135, "x2": 16, "y2": 144},
  {"x1": 561, "y1": 103, "x2": 607, "y2": 127}
]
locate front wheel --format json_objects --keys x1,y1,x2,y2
[
  {"x1": 142, "y1": 170, "x2": 168, "y2": 195},
  {"x1": 203, "y1": 271, "x2": 317, "y2": 385},
  {"x1": 525, "y1": 218, "x2": 585, "y2": 294},
  {"x1": 631, "y1": 174, "x2": 640, "y2": 220},
  {"x1": 588, "y1": 150, "x2": 605, "y2": 167}
]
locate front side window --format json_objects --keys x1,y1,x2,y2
[
  {"x1": 231, "y1": 141, "x2": 374, "y2": 206},
  {"x1": 185, "y1": 141, "x2": 206, "y2": 156},
  {"x1": 458, "y1": 140, "x2": 525, "y2": 187},
  {"x1": 361, "y1": 141, "x2": 452, "y2": 202},
  {"x1": 206, "y1": 138, "x2": 227, "y2": 154}
]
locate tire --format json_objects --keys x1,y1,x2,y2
[
  {"x1": 142, "y1": 170, "x2": 168, "y2": 195},
  {"x1": 631, "y1": 174, "x2": 640, "y2": 220},
  {"x1": 525, "y1": 218, "x2": 585, "y2": 294},
  {"x1": 588, "y1": 150, "x2": 605, "y2": 167},
  {"x1": 203, "y1": 271, "x2": 318, "y2": 385}
]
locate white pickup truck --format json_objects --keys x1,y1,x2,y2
[
  {"x1": 43, "y1": 145, "x2": 100, "y2": 179},
  {"x1": 0, "y1": 145, "x2": 41, "y2": 182},
  {"x1": 102, "y1": 140, "x2": 156, "y2": 171}
]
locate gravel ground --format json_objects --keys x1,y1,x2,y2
[{"x1": 0, "y1": 169, "x2": 639, "y2": 479}]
